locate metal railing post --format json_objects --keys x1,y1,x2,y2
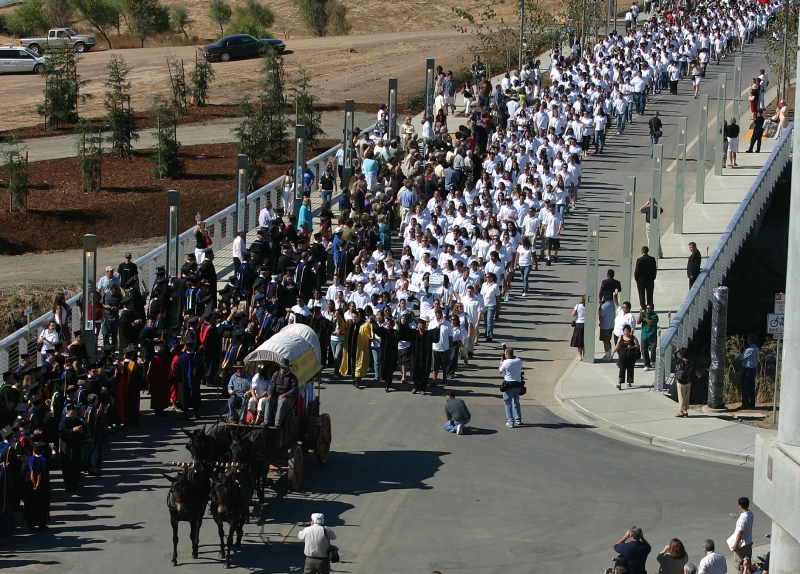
[
  {"x1": 650, "y1": 144, "x2": 663, "y2": 257},
  {"x1": 697, "y1": 94, "x2": 709, "y2": 204},
  {"x1": 675, "y1": 117, "x2": 687, "y2": 234},
  {"x1": 715, "y1": 73, "x2": 727, "y2": 176},
  {"x1": 621, "y1": 177, "x2": 636, "y2": 304},
  {"x1": 584, "y1": 214, "x2": 600, "y2": 362}
]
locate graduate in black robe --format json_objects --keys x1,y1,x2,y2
[
  {"x1": 22, "y1": 442, "x2": 50, "y2": 530},
  {"x1": 58, "y1": 403, "x2": 85, "y2": 491},
  {"x1": 176, "y1": 335, "x2": 200, "y2": 420},
  {"x1": 198, "y1": 310, "x2": 221, "y2": 387},
  {"x1": 0, "y1": 430, "x2": 17, "y2": 537},
  {"x1": 399, "y1": 318, "x2": 440, "y2": 394},
  {"x1": 370, "y1": 316, "x2": 403, "y2": 392}
]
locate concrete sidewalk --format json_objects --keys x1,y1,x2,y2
[{"x1": 553, "y1": 91, "x2": 784, "y2": 465}]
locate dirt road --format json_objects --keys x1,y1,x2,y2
[{"x1": 4, "y1": 29, "x2": 471, "y2": 131}]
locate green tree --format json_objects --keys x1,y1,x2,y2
[
  {"x1": 259, "y1": 44, "x2": 288, "y2": 162},
  {"x1": 208, "y1": 0, "x2": 231, "y2": 36},
  {"x1": 44, "y1": 0, "x2": 73, "y2": 27},
  {"x1": 166, "y1": 55, "x2": 188, "y2": 115},
  {"x1": 764, "y1": 5, "x2": 799, "y2": 103},
  {"x1": 232, "y1": 97, "x2": 268, "y2": 191},
  {"x1": 75, "y1": 118, "x2": 103, "y2": 191},
  {"x1": 104, "y1": 55, "x2": 138, "y2": 156},
  {"x1": 189, "y1": 49, "x2": 216, "y2": 106},
  {"x1": 151, "y1": 96, "x2": 184, "y2": 179},
  {"x1": 327, "y1": 0, "x2": 349, "y2": 35},
  {"x1": 8, "y1": 0, "x2": 49, "y2": 36},
  {"x1": 169, "y1": 3, "x2": 191, "y2": 41},
  {"x1": 293, "y1": 0, "x2": 327, "y2": 36},
  {"x1": 37, "y1": 48, "x2": 90, "y2": 130},
  {"x1": 290, "y1": 66, "x2": 323, "y2": 148},
  {"x1": 121, "y1": 0, "x2": 170, "y2": 47},
  {"x1": 2, "y1": 134, "x2": 29, "y2": 213},
  {"x1": 451, "y1": 1, "x2": 516, "y2": 78},
  {"x1": 68, "y1": 0, "x2": 119, "y2": 48},
  {"x1": 228, "y1": 0, "x2": 274, "y2": 37}
]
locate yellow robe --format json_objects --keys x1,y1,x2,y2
[{"x1": 337, "y1": 316, "x2": 373, "y2": 378}]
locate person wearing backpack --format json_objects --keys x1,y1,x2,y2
[{"x1": 299, "y1": 513, "x2": 338, "y2": 573}]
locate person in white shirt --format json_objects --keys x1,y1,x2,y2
[
  {"x1": 325, "y1": 275, "x2": 344, "y2": 302},
  {"x1": 730, "y1": 497, "x2": 754, "y2": 571},
  {"x1": 540, "y1": 203, "x2": 564, "y2": 265},
  {"x1": 248, "y1": 367, "x2": 270, "y2": 424},
  {"x1": 430, "y1": 309, "x2": 453, "y2": 387},
  {"x1": 258, "y1": 201, "x2": 276, "y2": 229},
  {"x1": 461, "y1": 284, "x2": 483, "y2": 358},
  {"x1": 298, "y1": 513, "x2": 337, "y2": 574},
  {"x1": 232, "y1": 231, "x2": 246, "y2": 269},
  {"x1": 612, "y1": 293, "x2": 637, "y2": 344},
  {"x1": 697, "y1": 540, "x2": 727, "y2": 574},
  {"x1": 499, "y1": 346, "x2": 524, "y2": 427},
  {"x1": 480, "y1": 272, "x2": 501, "y2": 342}
]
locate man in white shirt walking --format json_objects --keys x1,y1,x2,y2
[
  {"x1": 431, "y1": 309, "x2": 453, "y2": 387},
  {"x1": 298, "y1": 513, "x2": 337, "y2": 574},
  {"x1": 697, "y1": 539, "x2": 727, "y2": 574},
  {"x1": 499, "y1": 346, "x2": 524, "y2": 427},
  {"x1": 729, "y1": 497, "x2": 754, "y2": 572}
]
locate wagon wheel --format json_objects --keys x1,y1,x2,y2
[
  {"x1": 315, "y1": 414, "x2": 332, "y2": 465},
  {"x1": 287, "y1": 444, "x2": 304, "y2": 491}
]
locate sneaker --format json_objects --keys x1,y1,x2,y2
[
  {"x1": 505, "y1": 422, "x2": 514, "y2": 428},
  {"x1": 546, "y1": 259, "x2": 552, "y2": 266},
  {"x1": 456, "y1": 424, "x2": 463, "y2": 435},
  {"x1": 643, "y1": 366, "x2": 650, "y2": 371},
  {"x1": 521, "y1": 292, "x2": 527, "y2": 297},
  {"x1": 515, "y1": 419, "x2": 522, "y2": 426}
]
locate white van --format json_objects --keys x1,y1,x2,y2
[{"x1": 0, "y1": 46, "x2": 51, "y2": 74}]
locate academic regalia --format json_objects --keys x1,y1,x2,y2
[
  {"x1": 0, "y1": 441, "x2": 16, "y2": 536},
  {"x1": 199, "y1": 320, "x2": 220, "y2": 385},
  {"x1": 67, "y1": 341, "x2": 88, "y2": 360},
  {"x1": 116, "y1": 359, "x2": 143, "y2": 426},
  {"x1": 58, "y1": 415, "x2": 84, "y2": 490},
  {"x1": 22, "y1": 454, "x2": 50, "y2": 529},
  {"x1": 199, "y1": 259, "x2": 217, "y2": 297},
  {"x1": 169, "y1": 353, "x2": 180, "y2": 406},
  {"x1": 84, "y1": 404, "x2": 106, "y2": 471},
  {"x1": 336, "y1": 316, "x2": 374, "y2": 379},
  {"x1": 400, "y1": 324, "x2": 440, "y2": 393},
  {"x1": 118, "y1": 308, "x2": 141, "y2": 354},
  {"x1": 309, "y1": 242, "x2": 328, "y2": 290},
  {"x1": 147, "y1": 351, "x2": 172, "y2": 413},
  {"x1": 372, "y1": 322, "x2": 402, "y2": 388},
  {"x1": 176, "y1": 351, "x2": 200, "y2": 416}
]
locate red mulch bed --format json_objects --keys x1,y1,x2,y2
[
  {"x1": 0, "y1": 140, "x2": 338, "y2": 255},
  {"x1": 0, "y1": 102, "x2": 385, "y2": 142}
]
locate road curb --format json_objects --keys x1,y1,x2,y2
[{"x1": 553, "y1": 360, "x2": 753, "y2": 465}]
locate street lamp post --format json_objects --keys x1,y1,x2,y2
[
  {"x1": 519, "y1": 0, "x2": 525, "y2": 74},
  {"x1": 82, "y1": 234, "x2": 97, "y2": 362},
  {"x1": 424, "y1": 58, "x2": 435, "y2": 123},
  {"x1": 697, "y1": 93, "x2": 709, "y2": 204},
  {"x1": 236, "y1": 154, "x2": 248, "y2": 233},
  {"x1": 343, "y1": 99, "x2": 354, "y2": 189},
  {"x1": 715, "y1": 73, "x2": 727, "y2": 176},
  {"x1": 584, "y1": 214, "x2": 600, "y2": 362},
  {"x1": 650, "y1": 144, "x2": 663, "y2": 260},
  {"x1": 166, "y1": 189, "x2": 180, "y2": 279},
  {"x1": 675, "y1": 117, "x2": 687, "y2": 234},
  {"x1": 294, "y1": 125, "x2": 306, "y2": 218},
  {"x1": 621, "y1": 177, "x2": 636, "y2": 304},
  {"x1": 388, "y1": 78, "x2": 398, "y2": 141}
]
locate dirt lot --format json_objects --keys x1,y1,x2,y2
[
  {"x1": 0, "y1": 28, "x2": 479, "y2": 132},
  {"x1": 0, "y1": 140, "x2": 337, "y2": 255}
]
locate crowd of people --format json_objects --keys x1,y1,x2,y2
[{"x1": 0, "y1": 4, "x2": 783, "y2": 568}]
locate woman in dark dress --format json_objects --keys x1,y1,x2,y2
[
  {"x1": 22, "y1": 442, "x2": 50, "y2": 530},
  {"x1": 611, "y1": 324, "x2": 639, "y2": 390},
  {"x1": 370, "y1": 315, "x2": 402, "y2": 392}
]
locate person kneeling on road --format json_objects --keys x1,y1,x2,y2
[
  {"x1": 444, "y1": 390, "x2": 471, "y2": 435},
  {"x1": 264, "y1": 357, "x2": 298, "y2": 428},
  {"x1": 499, "y1": 347, "x2": 524, "y2": 427}
]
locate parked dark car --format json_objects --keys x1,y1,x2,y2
[{"x1": 203, "y1": 34, "x2": 286, "y2": 62}]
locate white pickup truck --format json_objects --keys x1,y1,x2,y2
[{"x1": 20, "y1": 28, "x2": 97, "y2": 54}]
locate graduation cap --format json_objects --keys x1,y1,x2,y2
[
  {"x1": 65, "y1": 385, "x2": 78, "y2": 394},
  {"x1": 249, "y1": 243, "x2": 262, "y2": 254},
  {"x1": 32, "y1": 441, "x2": 48, "y2": 453},
  {"x1": 217, "y1": 325, "x2": 234, "y2": 334},
  {"x1": 120, "y1": 295, "x2": 133, "y2": 305},
  {"x1": 156, "y1": 278, "x2": 168, "y2": 286},
  {"x1": 253, "y1": 277, "x2": 265, "y2": 289},
  {"x1": 20, "y1": 353, "x2": 30, "y2": 360},
  {"x1": 156, "y1": 328, "x2": 169, "y2": 336},
  {"x1": 19, "y1": 365, "x2": 35, "y2": 376},
  {"x1": 170, "y1": 323, "x2": 182, "y2": 331},
  {"x1": 183, "y1": 333, "x2": 196, "y2": 346},
  {"x1": 232, "y1": 326, "x2": 244, "y2": 338},
  {"x1": 254, "y1": 292, "x2": 266, "y2": 302},
  {"x1": 156, "y1": 266, "x2": 167, "y2": 275},
  {"x1": 181, "y1": 262, "x2": 195, "y2": 273},
  {"x1": 73, "y1": 329, "x2": 83, "y2": 337},
  {"x1": 202, "y1": 306, "x2": 215, "y2": 319},
  {"x1": 232, "y1": 311, "x2": 247, "y2": 321},
  {"x1": 16, "y1": 403, "x2": 30, "y2": 413},
  {"x1": 0, "y1": 425, "x2": 12, "y2": 439},
  {"x1": 102, "y1": 344, "x2": 116, "y2": 352},
  {"x1": 64, "y1": 401, "x2": 78, "y2": 411},
  {"x1": 123, "y1": 344, "x2": 138, "y2": 355},
  {"x1": 2, "y1": 370, "x2": 13, "y2": 380},
  {"x1": 27, "y1": 381, "x2": 41, "y2": 394},
  {"x1": 187, "y1": 316, "x2": 199, "y2": 324},
  {"x1": 76, "y1": 373, "x2": 89, "y2": 381},
  {"x1": 266, "y1": 304, "x2": 278, "y2": 313}
]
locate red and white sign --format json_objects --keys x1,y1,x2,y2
[{"x1": 775, "y1": 293, "x2": 785, "y2": 315}]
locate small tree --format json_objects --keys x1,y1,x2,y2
[
  {"x1": 208, "y1": 0, "x2": 231, "y2": 36},
  {"x1": 7, "y1": 0, "x2": 49, "y2": 36},
  {"x1": 259, "y1": 44, "x2": 289, "y2": 162},
  {"x1": 293, "y1": 0, "x2": 349, "y2": 36},
  {"x1": 170, "y1": 3, "x2": 191, "y2": 41},
  {"x1": 327, "y1": 0, "x2": 350, "y2": 35},
  {"x1": 104, "y1": 54, "x2": 138, "y2": 156},
  {"x1": 75, "y1": 119, "x2": 103, "y2": 191},
  {"x1": 166, "y1": 54, "x2": 188, "y2": 115},
  {"x1": 68, "y1": 0, "x2": 120, "y2": 49},
  {"x1": 151, "y1": 97, "x2": 184, "y2": 179},
  {"x1": 189, "y1": 49, "x2": 216, "y2": 106},
  {"x1": 232, "y1": 96, "x2": 268, "y2": 191},
  {"x1": 122, "y1": 0, "x2": 170, "y2": 47},
  {"x1": 37, "y1": 48, "x2": 90, "y2": 131},
  {"x1": 290, "y1": 66, "x2": 323, "y2": 149},
  {"x1": 2, "y1": 134, "x2": 29, "y2": 213}
]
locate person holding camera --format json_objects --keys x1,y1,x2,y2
[
  {"x1": 674, "y1": 347, "x2": 693, "y2": 417},
  {"x1": 298, "y1": 513, "x2": 337, "y2": 574},
  {"x1": 499, "y1": 346, "x2": 524, "y2": 427},
  {"x1": 612, "y1": 324, "x2": 640, "y2": 390},
  {"x1": 613, "y1": 526, "x2": 652, "y2": 574}
]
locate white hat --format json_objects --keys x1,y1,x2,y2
[{"x1": 312, "y1": 513, "x2": 325, "y2": 525}]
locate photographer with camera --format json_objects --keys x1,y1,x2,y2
[
  {"x1": 613, "y1": 526, "x2": 652, "y2": 574},
  {"x1": 499, "y1": 346, "x2": 524, "y2": 428}
]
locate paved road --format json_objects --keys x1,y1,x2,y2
[{"x1": 3, "y1": 46, "x2": 771, "y2": 574}]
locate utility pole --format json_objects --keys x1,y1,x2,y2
[{"x1": 519, "y1": 0, "x2": 525, "y2": 75}]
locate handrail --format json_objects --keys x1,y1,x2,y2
[
  {"x1": 0, "y1": 124, "x2": 375, "y2": 372},
  {"x1": 654, "y1": 123, "x2": 794, "y2": 390}
]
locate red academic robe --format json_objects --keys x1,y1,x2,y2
[{"x1": 147, "y1": 352, "x2": 172, "y2": 412}]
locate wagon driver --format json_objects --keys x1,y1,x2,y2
[{"x1": 265, "y1": 357, "x2": 298, "y2": 429}]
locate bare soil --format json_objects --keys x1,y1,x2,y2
[{"x1": 0, "y1": 140, "x2": 337, "y2": 255}]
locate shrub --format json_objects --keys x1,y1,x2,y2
[
  {"x1": 104, "y1": 54, "x2": 138, "y2": 156},
  {"x1": 7, "y1": 0, "x2": 49, "y2": 36},
  {"x1": 75, "y1": 118, "x2": 103, "y2": 191},
  {"x1": 189, "y1": 49, "x2": 215, "y2": 106},
  {"x1": 169, "y1": 4, "x2": 191, "y2": 41},
  {"x1": 37, "y1": 48, "x2": 89, "y2": 130},
  {"x1": 2, "y1": 135, "x2": 29, "y2": 213},
  {"x1": 208, "y1": 0, "x2": 231, "y2": 36},
  {"x1": 151, "y1": 97, "x2": 184, "y2": 179}
]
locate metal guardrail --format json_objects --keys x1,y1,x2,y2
[
  {"x1": 654, "y1": 123, "x2": 794, "y2": 391},
  {"x1": 0, "y1": 125, "x2": 375, "y2": 373}
]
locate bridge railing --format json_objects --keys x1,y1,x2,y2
[{"x1": 654, "y1": 123, "x2": 794, "y2": 390}]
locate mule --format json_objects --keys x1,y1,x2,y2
[
  {"x1": 164, "y1": 464, "x2": 211, "y2": 566},
  {"x1": 210, "y1": 463, "x2": 254, "y2": 569}
]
